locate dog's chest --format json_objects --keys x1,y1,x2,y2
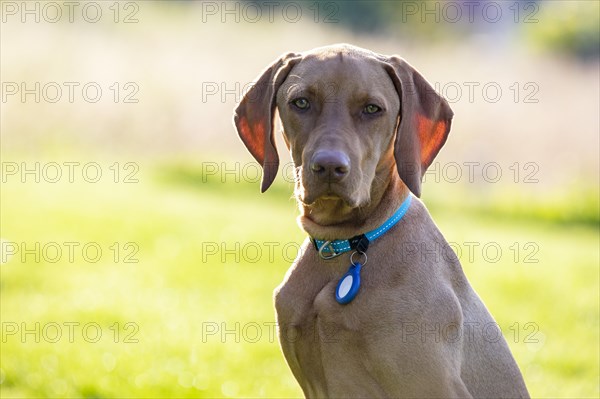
[
  {"x1": 274, "y1": 246, "x2": 426, "y2": 396},
  {"x1": 275, "y1": 250, "x2": 365, "y2": 332},
  {"x1": 274, "y1": 246, "x2": 405, "y2": 357},
  {"x1": 273, "y1": 252, "x2": 365, "y2": 391}
]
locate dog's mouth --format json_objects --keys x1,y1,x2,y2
[
  {"x1": 296, "y1": 187, "x2": 362, "y2": 209},
  {"x1": 293, "y1": 165, "x2": 368, "y2": 210},
  {"x1": 319, "y1": 194, "x2": 342, "y2": 200}
]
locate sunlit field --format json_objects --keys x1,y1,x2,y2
[
  {"x1": 1, "y1": 155, "x2": 597, "y2": 397},
  {"x1": 1, "y1": 1, "x2": 598, "y2": 398}
]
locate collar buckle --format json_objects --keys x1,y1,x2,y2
[
  {"x1": 349, "y1": 234, "x2": 370, "y2": 253},
  {"x1": 318, "y1": 241, "x2": 343, "y2": 260}
]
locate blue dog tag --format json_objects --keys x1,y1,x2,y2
[{"x1": 335, "y1": 263, "x2": 362, "y2": 304}]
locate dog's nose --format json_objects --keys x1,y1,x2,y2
[{"x1": 310, "y1": 150, "x2": 350, "y2": 182}]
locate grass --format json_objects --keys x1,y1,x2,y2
[{"x1": 0, "y1": 158, "x2": 598, "y2": 398}]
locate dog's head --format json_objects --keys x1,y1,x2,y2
[{"x1": 234, "y1": 44, "x2": 452, "y2": 222}]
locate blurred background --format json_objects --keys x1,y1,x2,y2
[{"x1": 1, "y1": 0, "x2": 598, "y2": 397}]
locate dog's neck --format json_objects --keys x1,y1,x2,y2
[{"x1": 297, "y1": 163, "x2": 411, "y2": 241}]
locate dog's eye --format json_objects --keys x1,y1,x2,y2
[
  {"x1": 364, "y1": 104, "x2": 382, "y2": 114},
  {"x1": 291, "y1": 98, "x2": 310, "y2": 110}
]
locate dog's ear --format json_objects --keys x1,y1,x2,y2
[
  {"x1": 233, "y1": 52, "x2": 301, "y2": 192},
  {"x1": 382, "y1": 56, "x2": 453, "y2": 197}
]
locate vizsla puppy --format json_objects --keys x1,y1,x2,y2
[{"x1": 234, "y1": 44, "x2": 529, "y2": 398}]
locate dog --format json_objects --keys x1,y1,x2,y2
[{"x1": 234, "y1": 44, "x2": 529, "y2": 398}]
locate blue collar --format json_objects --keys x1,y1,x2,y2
[{"x1": 312, "y1": 195, "x2": 412, "y2": 259}]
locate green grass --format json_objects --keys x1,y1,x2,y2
[{"x1": 1, "y1": 159, "x2": 598, "y2": 398}]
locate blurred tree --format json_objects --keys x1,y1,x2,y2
[
  {"x1": 239, "y1": 0, "x2": 599, "y2": 60},
  {"x1": 523, "y1": 1, "x2": 599, "y2": 60}
]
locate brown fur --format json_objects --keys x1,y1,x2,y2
[{"x1": 234, "y1": 44, "x2": 529, "y2": 398}]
